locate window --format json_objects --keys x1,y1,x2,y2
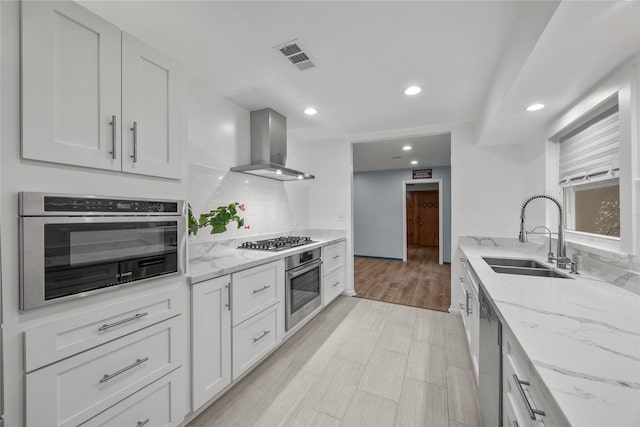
[{"x1": 558, "y1": 101, "x2": 620, "y2": 241}]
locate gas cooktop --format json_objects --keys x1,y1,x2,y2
[{"x1": 238, "y1": 236, "x2": 316, "y2": 251}]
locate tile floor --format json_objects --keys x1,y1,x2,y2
[{"x1": 188, "y1": 296, "x2": 481, "y2": 427}]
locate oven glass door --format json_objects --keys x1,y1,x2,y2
[
  {"x1": 289, "y1": 262, "x2": 321, "y2": 314},
  {"x1": 43, "y1": 220, "x2": 178, "y2": 300}
]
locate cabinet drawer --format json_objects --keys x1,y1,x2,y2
[
  {"x1": 503, "y1": 331, "x2": 566, "y2": 426},
  {"x1": 25, "y1": 287, "x2": 183, "y2": 372},
  {"x1": 232, "y1": 304, "x2": 280, "y2": 379},
  {"x1": 323, "y1": 242, "x2": 345, "y2": 273},
  {"x1": 232, "y1": 260, "x2": 282, "y2": 326},
  {"x1": 323, "y1": 267, "x2": 344, "y2": 306},
  {"x1": 81, "y1": 368, "x2": 186, "y2": 427},
  {"x1": 26, "y1": 316, "x2": 184, "y2": 427}
]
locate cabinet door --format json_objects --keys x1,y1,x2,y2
[
  {"x1": 192, "y1": 276, "x2": 232, "y2": 411},
  {"x1": 323, "y1": 266, "x2": 345, "y2": 306},
  {"x1": 122, "y1": 32, "x2": 183, "y2": 179},
  {"x1": 21, "y1": 1, "x2": 122, "y2": 171}
]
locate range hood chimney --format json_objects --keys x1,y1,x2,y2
[{"x1": 230, "y1": 108, "x2": 314, "y2": 181}]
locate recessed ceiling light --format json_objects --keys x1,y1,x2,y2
[
  {"x1": 304, "y1": 107, "x2": 318, "y2": 115},
  {"x1": 525, "y1": 103, "x2": 545, "y2": 112},
  {"x1": 411, "y1": 160, "x2": 418, "y2": 165},
  {"x1": 404, "y1": 86, "x2": 422, "y2": 96},
  {"x1": 403, "y1": 145, "x2": 412, "y2": 151}
]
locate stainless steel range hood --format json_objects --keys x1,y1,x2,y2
[{"x1": 231, "y1": 108, "x2": 314, "y2": 181}]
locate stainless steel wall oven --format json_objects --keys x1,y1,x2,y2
[
  {"x1": 285, "y1": 247, "x2": 322, "y2": 331},
  {"x1": 19, "y1": 193, "x2": 186, "y2": 310}
]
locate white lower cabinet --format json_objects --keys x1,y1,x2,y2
[
  {"x1": 458, "y1": 252, "x2": 480, "y2": 381},
  {"x1": 322, "y1": 241, "x2": 346, "y2": 306},
  {"x1": 25, "y1": 315, "x2": 185, "y2": 427},
  {"x1": 191, "y1": 275, "x2": 232, "y2": 410},
  {"x1": 232, "y1": 303, "x2": 281, "y2": 380},
  {"x1": 323, "y1": 266, "x2": 345, "y2": 306},
  {"x1": 80, "y1": 367, "x2": 187, "y2": 427}
]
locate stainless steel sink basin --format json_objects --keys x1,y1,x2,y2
[
  {"x1": 482, "y1": 257, "x2": 571, "y2": 279},
  {"x1": 482, "y1": 257, "x2": 548, "y2": 269}
]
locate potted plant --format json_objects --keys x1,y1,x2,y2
[{"x1": 188, "y1": 202, "x2": 249, "y2": 235}]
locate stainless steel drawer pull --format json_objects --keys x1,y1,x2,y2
[
  {"x1": 225, "y1": 283, "x2": 231, "y2": 310},
  {"x1": 252, "y1": 285, "x2": 271, "y2": 294},
  {"x1": 109, "y1": 115, "x2": 117, "y2": 159},
  {"x1": 98, "y1": 312, "x2": 148, "y2": 332},
  {"x1": 513, "y1": 374, "x2": 546, "y2": 420},
  {"x1": 332, "y1": 255, "x2": 340, "y2": 259},
  {"x1": 136, "y1": 419, "x2": 150, "y2": 427},
  {"x1": 130, "y1": 121, "x2": 138, "y2": 163},
  {"x1": 332, "y1": 281, "x2": 340, "y2": 287},
  {"x1": 100, "y1": 357, "x2": 149, "y2": 383},
  {"x1": 460, "y1": 277, "x2": 465, "y2": 282},
  {"x1": 253, "y1": 330, "x2": 271, "y2": 342}
]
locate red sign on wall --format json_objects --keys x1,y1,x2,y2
[{"x1": 412, "y1": 169, "x2": 432, "y2": 179}]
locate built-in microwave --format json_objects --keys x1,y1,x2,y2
[{"x1": 19, "y1": 192, "x2": 186, "y2": 311}]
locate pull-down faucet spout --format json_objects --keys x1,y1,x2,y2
[{"x1": 518, "y1": 194, "x2": 566, "y2": 261}]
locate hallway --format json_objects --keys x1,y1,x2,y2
[{"x1": 354, "y1": 246, "x2": 451, "y2": 312}]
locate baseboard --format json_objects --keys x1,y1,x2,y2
[
  {"x1": 354, "y1": 255, "x2": 403, "y2": 261},
  {"x1": 448, "y1": 305, "x2": 463, "y2": 315},
  {"x1": 341, "y1": 290, "x2": 357, "y2": 297}
]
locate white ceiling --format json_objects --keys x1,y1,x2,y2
[
  {"x1": 79, "y1": 0, "x2": 522, "y2": 142},
  {"x1": 79, "y1": 0, "x2": 640, "y2": 169},
  {"x1": 353, "y1": 134, "x2": 451, "y2": 172}
]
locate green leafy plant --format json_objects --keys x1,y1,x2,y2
[{"x1": 188, "y1": 202, "x2": 248, "y2": 235}]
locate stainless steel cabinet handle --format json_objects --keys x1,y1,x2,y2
[
  {"x1": 332, "y1": 281, "x2": 340, "y2": 287},
  {"x1": 100, "y1": 357, "x2": 149, "y2": 383},
  {"x1": 460, "y1": 277, "x2": 465, "y2": 282},
  {"x1": 225, "y1": 283, "x2": 231, "y2": 310},
  {"x1": 98, "y1": 312, "x2": 148, "y2": 332},
  {"x1": 513, "y1": 421, "x2": 519, "y2": 427},
  {"x1": 109, "y1": 115, "x2": 117, "y2": 159},
  {"x1": 253, "y1": 330, "x2": 271, "y2": 342},
  {"x1": 460, "y1": 257, "x2": 466, "y2": 262},
  {"x1": 466, "y1": 291, "x2": 472, "y2": 316},
  {"x1": 136, "y1": 419, "x2": 150, "y2": 427},
  {"x1": 332, "y1": 255, "x2": 340, "y2": 259},
  {"x1": 513, "y1": 374, "x2": 546, "y2": 420},
  {"x1": 252, "y1": 285, "x2": 271, "y2": 294},
  {"x1": 130, "y1": 121, "x2": 138, "y2": 163}
]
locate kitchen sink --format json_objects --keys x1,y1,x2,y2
[
  {"x1": 482, "y1": 257, "x2": 572, "y2": 279},
  {"x1": 482, "y1": 257, "x2": 549, "y2": 269}
]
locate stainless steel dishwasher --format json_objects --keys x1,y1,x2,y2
[{"x1": 479, "y1": 287, "x2": 502, "y2": 427}]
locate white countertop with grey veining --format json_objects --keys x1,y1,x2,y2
[
  {"x1": 187, "y1": 230, "x2": 346, "y2": 285},
  {"x1": 460, "y1": 238, "x2": 640, "y2": 427}
]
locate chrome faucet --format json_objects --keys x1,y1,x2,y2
[{"x1": 519, "y1": 194, "x2": 577, "y2": 272}]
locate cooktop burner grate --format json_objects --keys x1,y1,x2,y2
[{"x1": 238, "y1": 236, "x2": 316, "y2": 251}]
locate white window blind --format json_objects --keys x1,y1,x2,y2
[{"x1": 559, "y1": 105, "x2": 619, "y2": 183}]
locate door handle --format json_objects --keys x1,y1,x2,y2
[{"x1": 130, "y1": 121, "x2": 138, "y2": 163}]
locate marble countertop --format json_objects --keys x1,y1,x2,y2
[
  {"x1": 460, "y1": 239, "x2": 640, "y2": 427},
  {"x1": 187, "y1": 230, "x2": 346, "y2": 285}
]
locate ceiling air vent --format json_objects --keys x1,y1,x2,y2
[{"x1": 274, "y1": 39, "x2": 315, "y2": 71}]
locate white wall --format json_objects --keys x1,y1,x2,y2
[{"x1": 185, "y1": 81, "x2": 310, "y2": 242}]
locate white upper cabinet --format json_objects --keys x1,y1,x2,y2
[
  {"x1": 122, "y1": 32, "x2": 183, "y2": 179},
  {"x1": 21, "y1": 1, "x2": 183, "y2": 180},
  {"x1": 21, "y1": 1, "x2": 122, "y2": 171}
]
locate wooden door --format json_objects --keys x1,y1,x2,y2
[
  {"x1": 406, "y1": 192, "x2": 416, "y2": 244},
  {"x1": 21, "y1": 1, "x2": 122, "y2": 171},
  {"x1": 415, "y1": 191, "x2": 439, "y2": 247},
  {"x1": 192, "y1": 275, "x2": 232, "y2": 410},
  {"x1": 122, "y1": 32, "x2": 183, "y2": 179}
]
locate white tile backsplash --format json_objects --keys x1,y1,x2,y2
[{"x1": 188, "y1": 163, "x2": 308, "y2": 244}]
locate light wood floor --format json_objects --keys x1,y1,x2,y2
[
  {"x1": 188, "y1": 296, "x2": 481, "y2": 427},
  {"x1": 355, "y1": 246, "x2": 451, "y2": 312}
]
